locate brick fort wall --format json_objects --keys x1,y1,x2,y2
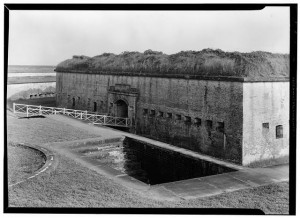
[{"x1": 56, "y1": 72, "x2": 244, "y2": 164}]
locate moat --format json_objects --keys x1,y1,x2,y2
[{"x1": 77, "y1": 137, "x2": 236, "y2": 185}]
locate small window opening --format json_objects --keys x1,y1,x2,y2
[
  {"x1": 143, "y1": 109, "x2": 148, "y2": 115},
  {"x1": 184, "y1": 116, "x2": 191, "y2": 124},
  {"x1": 206, "y1": 120, "x2": 213, "y2": 129},
  {"x1": 262, "y1": 123, "x2": 269, "y2": 129},
  {"x1": 216, "y1": 122, "x2": 224, "y2": 133},
  {"x1": 262, "y1": 122, "x2": 269, "y2": 135},
  {"x1": 276, "y1": 125, "x2": 283, "y2": 139},
  {"x1": 150, "y1": 110, "x2": 156, "y2": 117},
  {"x1": 175, "y1": 114, "x2": 182, "y2": 120},
  {"x1": 194, "y1": 118, "x2": 201, "y2": 126},
  {"x1": 167, "y1": 113, "x2": 173, "y2": 119},
  {"x1": 158, "y1": 111, "x2": 164, "y2": 117}
]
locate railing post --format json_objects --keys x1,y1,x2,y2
[
  {"x1": 26, "y1": 106, "x2": 29, "y2": 117},
  {"x1": 39, "y1": 105, "x2": 42, "y2": 115},
  {"x1": 104, "y1": 116, "x2": 106, "y2": 124},
  {"x1": 126, "y1": 118, "x2": 128, "y2": 127},
  {"x1": 63, "y1": 108, "x2": 66, "y2": 115},
  {"x1": 13, "y1": 103, "x2": 15, "y2": 113},
  {"x1": 80, "y1": 112, "x2": 83, "y2": 120}
]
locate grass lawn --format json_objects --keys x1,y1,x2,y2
[
  {"x1": 8, "y1": 142, "x2": 46, "y2": 185},
  {"x1": 6, "y1": 109, "x2": 289, "y2": 214}
]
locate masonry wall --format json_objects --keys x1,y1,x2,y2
[
  {"x1": 56, "y1": 72, "x2": 244, "y2": 164},
  {"x1": 136, "y1": 78, "x2": 244, "y2": 164},
  {"x1": 242, "y1": 82, "x2": 289, "y2": 166}
]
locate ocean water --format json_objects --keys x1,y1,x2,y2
[{"x1": 8, "y1": 65, "x2": 56, "y2": 77}]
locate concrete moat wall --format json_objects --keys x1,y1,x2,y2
[
  {"x1": 56, "y1": 72, "x2": 244, "y2": 164},
  {"x1": 242, "y1": 82, "x2": 289, "y2": 166}
]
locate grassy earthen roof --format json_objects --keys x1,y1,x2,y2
[{"x1": 56, "y1": 49, "x2": 289, "y2": 79}]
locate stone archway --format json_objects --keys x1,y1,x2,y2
[
  {"x1": 115, "y1": 99, "x2": 128, "y2": 118},
  {"x1": 108, "y1": 84, "x2": 139, "y2": 130}
]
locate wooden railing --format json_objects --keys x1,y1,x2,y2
[{"x1": 13, "y1": 103, "x2": 131, "y2": 128}]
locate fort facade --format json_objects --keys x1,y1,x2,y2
[{"x1": 55, "y1": 49, "x2": 289, "y2": 166}]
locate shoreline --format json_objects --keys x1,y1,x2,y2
[{"x1": 8, "y1": 76, "x2": 56, "y2": 85}]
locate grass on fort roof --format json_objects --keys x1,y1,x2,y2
[
  {"x1": 6, "y1": 103, "x2": 289, "y2": 214},
  {"x1": 56, "y1": 49, "x2": 289, "y2": 79}
]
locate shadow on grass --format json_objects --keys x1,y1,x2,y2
[{"x1": 18, "y1": 115, "x2": 46, "y2": 119}]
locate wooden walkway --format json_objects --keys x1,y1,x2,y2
[{"x1": 13, "y1": 103, "x2": 131, "y2": 128}]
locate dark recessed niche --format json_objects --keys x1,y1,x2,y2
[
  {"x1": 143, "y1": 108, "x2": 148, "y2": 115},
  {"x1": 194, "y1": 118, "x2": 201, "y2": 126},
  {"x1": 166, "y1": 112, "x2": 172, "y2": 119},
  {"x1": 150, "y1": 109, "x2": 156, "y2": 117},
  {"x1": 158, "y1": 111, "x2": 164, "y2": 117},
  {"x1": 175, "y1": 114, "x2": 182, "y2": 121}
]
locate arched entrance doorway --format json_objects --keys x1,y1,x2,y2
[{"x1": 115, "y1": 99, "x2": 128, "y2": 118}]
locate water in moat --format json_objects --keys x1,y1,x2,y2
[{"x1": 78, "y1": 137, "x2": 236, "y2": 185}]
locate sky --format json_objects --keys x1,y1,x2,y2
[{"x1": 8, "y1": 7, "x2": 290, "y2": 66}]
